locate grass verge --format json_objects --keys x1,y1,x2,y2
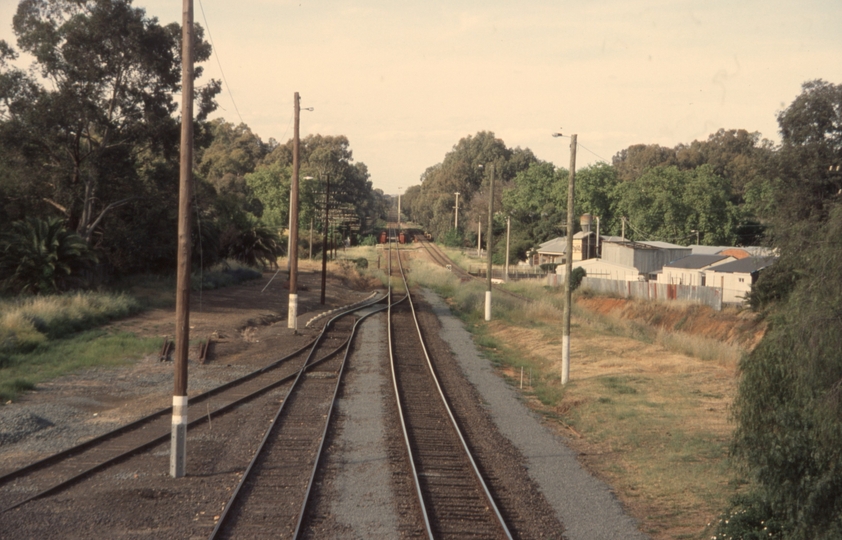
[
  {"x1": 409, "y1": 252, "x2": 741, "y2": 539},
  {"x1": 0, "y1": 329, "x2": 161, "y2": 402}
]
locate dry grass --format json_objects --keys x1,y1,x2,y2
[{"x1": 408, "y1": 248, "x2": 744, "y2": 540}]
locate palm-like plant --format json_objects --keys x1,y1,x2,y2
[
  {"x1": 224, "y1": 225, "x2": 283, "y2": 268},
  {"x1": 0, "y1": 217, "x2": 98, "y2": 294}
]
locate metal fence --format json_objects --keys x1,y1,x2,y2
[{"x1": 547, "y1": 275, "x2": 729, "y2": 311}]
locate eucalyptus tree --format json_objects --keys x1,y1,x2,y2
[{"x1": 0, "y1": 0, "x2": 220, "y2": 247}]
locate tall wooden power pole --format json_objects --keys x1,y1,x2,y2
[
  {"x1": 171, "y1": 0, "x2": 193, "y2": 478},
  {"x1": 288, "y1": 93, "x2": 300, "y2": 330},
  {"x1": 485, "y1": 164, "x2": 494, "y2": 322},
  {"x1": 562, "y1": 134, "x2": 577, "y2": 385}
]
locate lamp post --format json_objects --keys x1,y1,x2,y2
[
  {"x1": 397, "y1": 186, "x2": 402, "y2": 229},
  {"x1": 553, "y1": 131, "x2": 576, "y2": 385}
]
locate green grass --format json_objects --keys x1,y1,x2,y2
[{"x1": 0, "y1": 329, "x2": 161, "y2": 402}]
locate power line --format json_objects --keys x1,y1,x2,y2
[
  {"x1": 576, "y1": 142, "x2": 611, "y2": 164},
  {"x1": 197, "y1": 0, "x2": 244, "y2": 125}
]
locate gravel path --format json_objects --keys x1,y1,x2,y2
[
  {"x1": 320, "y1": 312, "x2": 400, "y2": 538},
  {"x1": 422, "y1": 288, "x2": 650, "y2": 540}
]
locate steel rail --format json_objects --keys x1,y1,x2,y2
[
  {"x1": 391, "y1": 229, "x2": 514, "y2": 540},
  {"x1": 386, "y1": 231, "x2": 434, "y2": 540},
  {"x1": 414, "y1": 232, "x2": 533, "y2": 304},
  {"x1": 207, "y1": 299, "x2": 385, "y2": 539},
  {"x1": 0, "y1": 294, "x2": 385, "y2": 514},
  {"x1": 291, "y1": 302, "x2": 389, "y2": 537}
]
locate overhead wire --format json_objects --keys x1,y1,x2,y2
[{"x1": 197, "y1": 0, "x2": 244, "y2": 125}]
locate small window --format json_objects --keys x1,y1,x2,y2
[{"x1": 738, "y1": 277, "x2": 745, "y2": 283}]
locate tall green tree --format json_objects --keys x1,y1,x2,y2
[
  {"x1": 718, "y1": 80, "x2": 842, "y2": 539},
  {"x1": 0, "y1": 0, "x2": 219, "y2": 246}
]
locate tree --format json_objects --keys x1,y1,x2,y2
[
  {"x1": 718, "y1": 80, "x2": 842, "y2": 539},
  {"x1": 244, "y1": 161, "x2": 291, "y2": 229},
  {"x1": 0, "y1": 0, "x2": 219, "y2": 246},
  {"x1": 613, "y1": 164, "x2": 739, "y2": 245},
  {"x1": 574, "y1": 163, "x2": 620, "y2": 235},
  {"x1": 412, "y1": 131, "x2": 538, "y2": 242},
  {"x1": 612, "y1": 143, "x2": 676, "y2": 182},
  {"x1": 198, "y1": 119, "x2": 270, "y2": 187}
]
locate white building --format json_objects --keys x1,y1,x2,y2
[
  {"x1": 657, "y1": 254, "x2": 735, "y2": 286},
  {"x1": 703, "y1": 256, "x2": 777, "y2": 303}
]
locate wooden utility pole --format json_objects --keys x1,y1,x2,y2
[
  {"x1": 309, "y1": 217, "x2": 314, "y2": 259},
  {"x1": 320, "y1": 174, "x2": 330, "y2": 304},
  {"x1": 562, "y1": 134, "x2": 577, "y2": 385},
  {"x1": 485, "y1": 164, "x2": 494, "y2": 322},
  {"x1": 171, "y1": 0, "x2": 193, "y2": 479},
  {"x1": 288, "y1": 93, "x2": 301, "y2": 330}
]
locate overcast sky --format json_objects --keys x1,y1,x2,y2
[{"x1": 1, "y1": 0, "x2": 840, "y2": 195}]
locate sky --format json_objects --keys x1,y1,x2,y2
[{"x1": 1, "y1": 0, "x2": 840, "y2": 196}]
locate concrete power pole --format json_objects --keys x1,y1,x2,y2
[
  {"x1": 477, "y1": 220, "x2": 481, "y2": 258},
  {"x1": 171, "y1": 0, "x2": 194, "y2": 479},
  {"x1": 505, "y1": 215, "x2": 511, "y2": 281},
  {"x1": 485, "y1": 165, "x2": 494, "y2": 322},
  {"x1": 454, "y1": 192, "x2": 460, "y2": 229},
  {"x1": 288, "y1": 93, "x2": 301, "y2": 330},
  {"x1": 562, "y1": 134, "x2": 577, "y2": 385}
]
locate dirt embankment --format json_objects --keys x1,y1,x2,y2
[{"x1": 576, "y1": 295, "x2": 767, "y2": 351}]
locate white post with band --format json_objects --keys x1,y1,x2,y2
[{"x1": 170, "y1": 395, "x2": 188, "y2": 477}]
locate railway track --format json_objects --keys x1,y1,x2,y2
[
  {"x1": 0, "y1": 295, "x2": 383, "y2": 515},
  {"x1": 208, "y1": 302, "x2": 387, "y2": 538},
  {"x1": 412, "y1": 231, "x2": 532, "y2": 305},
  {"x1": 388, "y1": 229, "x2": 513, "y2": 540}
]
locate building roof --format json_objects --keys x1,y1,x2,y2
[
  {"x1": 664, "y1": 254, "x2": 731, "y2": 269},
  {"x1": 638, "y1": 240, "x2": 688, "y2": 250},
  {"x1": 690, "y1": 245, "x2": 778, "y2": 258},
  {"x1": 705, "y1": 256, "x2": 777, "y2": 274},
  {"x1": 573, "y1": 231, "x2": 594, "y2": 239},
  {"x1": 537, "y1": 237, "x2": 567, "y2": 254},
  {"x1": 689, "y1": 245, "x2": 726, "y2": 255}
]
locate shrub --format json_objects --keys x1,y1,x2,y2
[
  {"x1": 222, "y1": 225, "x2": 283, "y2": 268},
  {"x1": 570, "y1": 266, "x2": 586, "y2": 290},
  {"x1": 359, "y1": 235, "x2": 377, "y2": 246},
  {"x1": 0, "y1": 217, "x2": 97, "y2": 294}
]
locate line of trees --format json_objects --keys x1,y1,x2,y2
[
  {"x1": 405, "y1": 126, "x2": 777, "y2": 266},
  {"x1": 407, "y1": 80, "x2": 842, "y2": 537},
  {"x1": 0, "y1": 0, "x2": 388, "y2": 293}
]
